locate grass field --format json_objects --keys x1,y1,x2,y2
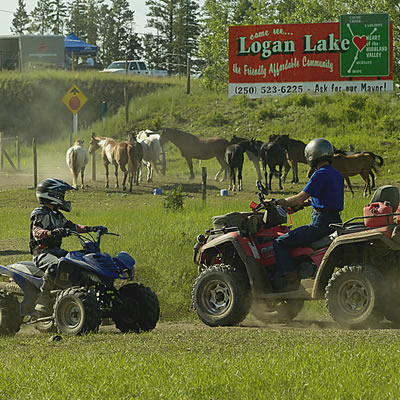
[
  {"x1": 0, "y1": 167, "x2": 399, "y2": 399},
  {"x1": 2, "y1": 323, "x2": 400, "y2": 400},
  {"x1": 1, "y1": 81, "x2": 400, "y2": 398}
]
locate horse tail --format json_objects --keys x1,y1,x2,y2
[
  {"x1": 127, "y1": 143, "x2": 136, "y2": 174},
  {"x1": 69, "y1": 148, "x2": 78, "y2": 174}
]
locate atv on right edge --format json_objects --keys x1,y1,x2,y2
[{"x1": 192, "y1": 183, "x2": 400, "y2": 329}]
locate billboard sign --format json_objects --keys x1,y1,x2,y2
[{"x1": 228, "y1": 14, "x2": 393, "y2": 98}]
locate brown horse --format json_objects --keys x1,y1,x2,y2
[
  {"x1": 88, "y1": 133, "x2": 141, "y2": 192},
  {"x1": 269, "y1": 134, "x2": 307, "y2": 183},
  {"x1": 158, "y1": 128, "x2": 230, "y2": 180},
  {"x1": 308, "y1": 152, "x2": 384, "y2": 196}
]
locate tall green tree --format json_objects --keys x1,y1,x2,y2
[
  {"x1": 66, "y1": 0, "x2": 87, "y2": 37},
  {"x1": 197, "y1": 0, "x2": 232, "y2": 89},
  {"x1": 11, "y1": 0, "x2": 30, "y2": 35},
  {"x1": 173, "y1": 0, "x2": 200, "y2": 74},
  {"x1": 146, "y1": 0, "x2": 178, "y2": 73},
  {"x1": 48, "y1": 0, "x2": 68, "y2": 34},
  {"x1": 142, "y1": 33, "x2": 164, "y2": 69},
  {"x1": 110, "y1": 0, "x2": 135, "y2": 58},
  {"x1": 29, "y1": 0, "x2": 53, "y2": 34}
]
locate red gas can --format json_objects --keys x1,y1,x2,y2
[{"x1": 363, "y1": 202, "x2": 393, "y2": 227}]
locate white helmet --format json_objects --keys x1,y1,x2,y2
[
  {"x1": 304, "y1": 138, "x2": 334, "y2": 168},
  {"x1": 36, "y1": 178, "x2": 74, "y2": 212}
]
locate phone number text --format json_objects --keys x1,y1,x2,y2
[{"x1": 234, "y1": 84, "x2": 304, "y2": 95}]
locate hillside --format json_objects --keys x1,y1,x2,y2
[
  {"x1": 1, "y1": 72, "x2": 400, "y2": 187},
  {"x1": 86, "y1": 78, "x2": 400, "y2": 183}
]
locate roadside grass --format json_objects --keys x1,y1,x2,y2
[{"x1": 1, "y1": 326, "x2": 400, "y2": 399}]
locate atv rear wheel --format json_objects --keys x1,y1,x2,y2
[
  {"x1": 54, "y1": 287, "x2": 101, "y2": 335},
  {"x1": 0, "y1": 290, "x2": 22, "y2": 335},
  {"x1": 325, "y1": 265, "x2": 384, "y2": 329},
  {"x1": 192, "y1": 264, "x2": 251, "y2": 327},
  {"x1": 251, "y1": 299, "x2": 304, "y2": 324},
  {"x1": 111, "y1": 283, "x2": 160, "y2": 333}
]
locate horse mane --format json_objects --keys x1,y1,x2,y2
[{"x1": 163, "y1": 128, "x2": 198, "y2": 140}]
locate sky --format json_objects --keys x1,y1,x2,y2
[{"x1": 0, "y1": 0, "x2": 153, "y2": 36}]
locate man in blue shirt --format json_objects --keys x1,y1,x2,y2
[{"x1": 272, "y1": 138, "x2": 344, "y2": 292}]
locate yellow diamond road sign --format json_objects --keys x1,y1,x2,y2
[{"x1": 62, "y1": 84, "x2": 88, "y2": 114}]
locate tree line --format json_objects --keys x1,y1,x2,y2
[
  {"x1": 11, "y1": 0, "x2": 201, "y2": 74},
  {"x1": 11, "y1": 0, "x2": 400, "y2": 86}
]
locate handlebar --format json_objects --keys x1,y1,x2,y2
[
  {"x1": 252, "y1": 181, "x2": 309, "y2": 214},
  {"x1": 68, "y1": 227, "x2": 119, "y2": 253}
]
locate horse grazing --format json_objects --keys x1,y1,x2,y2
[
  {"x1": 158, "y1": 128, "x2": 229, "y2": 181},
  {"x1": 88, "y1": 133, "x2": 141, "y2": 192},
  {"x1": 269, "y1": 134, "x2": 307, "y2": 183},
  {"x1": 225, "y1": 139, "x2": 259, "y2": 191},
  {"x1": 229, "y1": 135, "x2": 263, "y2": 182},
  {"x1": 66, "y1": 139, "x2": 88, "y2": 189},
  {"x1": 136, "y1": 130, "x2": 163, "y2": 183},
  {"x1": 260, "y1": 137, "x2": 288, "y2": 192},
  {"x1": 308, "y1": 152, "x2": 384, "y2": 196}
]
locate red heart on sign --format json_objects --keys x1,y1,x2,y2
[{"x1": 352, "y1": 35, "x2": 367, "y2": 52}]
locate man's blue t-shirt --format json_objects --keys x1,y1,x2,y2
[{"x1": 303, "y1": 165, "x2": 344, "y2": 211}]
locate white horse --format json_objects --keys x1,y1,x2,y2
[
  {"x1": 136, "y1": 130, "x2": 164, "y2": 183},
  {"x1": 66, "y1": 139, "x2": 89, "y2": 189}
]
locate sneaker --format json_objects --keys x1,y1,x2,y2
[{"x1": 34, "y1": 291, "x2": 53, "y2": 316}]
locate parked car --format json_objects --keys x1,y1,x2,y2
[{"x1": 100, "y1": 60, "x2": 167, "y2": 77}]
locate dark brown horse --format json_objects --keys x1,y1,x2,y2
[
  {"x1": 308, "y1": 152, "x2": 384, "y2": 196},
  {"x1": 229, "y1": 135, "x2": 263, "y2": 182},
  {"x1": 260, "y1": 137, "x2": 288, "y2": 191},
  {"x1": 158, "y1": 128, "x2": 229, "y2": 180},
  {"x1": 225, "y1": 139, "x2": 259, "y2": 191},
  {"x1": 269, "y1": 134, "x2": 307, "y2": 183},
  {"x1": 88, "y1": 133, "x2": 141, "y2": 192}
]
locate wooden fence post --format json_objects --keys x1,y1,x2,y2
[
  {"x1": 91, "y1": 152, "x2": 96, "y2": 182},
  {"x1": 124, "y1": 87, "x2": 129, "y2": 123},
  {"x1": 186, "y1": 56, "x2": 191, "y2": 95},
  {"x1": 0, "y1": 132, "x2": 3, "y2": 171},
  {"x1": 33, "y1": 137, "x2": 37, "y2": 188},
  {"x1": 202, "y1": 167, "x2": 207, "y2": 201},
  {"x1": 16, "y1": 136, "x2": 20, "y2": 170}
]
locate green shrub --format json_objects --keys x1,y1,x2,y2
[
  {"x1": 294, "y1": 93, "x2": 315, "y2": 107},
  {"x1": 163, "y1": 185, "x2": 185, "y2": 212}
]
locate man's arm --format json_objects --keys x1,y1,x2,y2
[{"x1": 276, "y1": 191, "x2": 310, "y2": 208}]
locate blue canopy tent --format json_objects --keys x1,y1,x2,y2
[{"x1": 64, "y1": 33, "x2": 97, "y2": 56}]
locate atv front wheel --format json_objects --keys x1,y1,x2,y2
[
  {"x1": 54, "y1": 287, "x2": 101, "y2": 335},
  {"x1": 251, "y1": 299, "x2": 304, "y2": 324},
  {"x1": 192, "y1": 264, "x2": 251, "y2": 327},
  {"x1": 111, "y1": 283, "x2": 160, "y2": 333},
  {"x1": 0, "y1": 290, "x2": 22, "y2": 335},
  {"x1": 325, "y1": 265, "x2": 384, "y2": 329}
]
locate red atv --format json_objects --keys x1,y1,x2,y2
[{"x1": 192, "y1": 182, "x2": 400, "y2": 329}]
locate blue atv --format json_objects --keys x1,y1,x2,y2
[{"x1": 0, "y1": 227, "x2": 160, "y2": 336}]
